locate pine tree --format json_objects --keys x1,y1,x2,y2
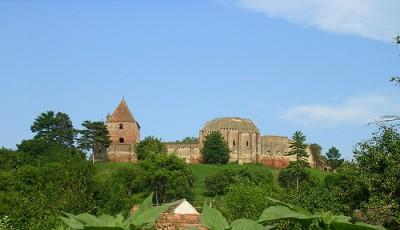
[
  {"x1": 31, "y1": 111, "x2": 76, "y2": 147},
  {"x1": 286, "y1": 131, "x2": 309, "y2": 190},
  {"x1": 77, "y1": 120, "x2": 111, "y2": 164}
]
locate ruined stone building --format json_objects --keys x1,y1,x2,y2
[
  {"x1": 167, "y1": 117, "x2": 315, "y2": 168},
  {"x1": 106, "y1": 100, "x2": 315, "y2": 167}
]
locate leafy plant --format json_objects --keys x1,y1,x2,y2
[
  {"x1": 200, "y1": 198, "x2": 387, "y2": 230},
  {"x1": 60, "y1": 193, "x2": 171, "y2": 229}
]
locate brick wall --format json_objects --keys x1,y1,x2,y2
[
  {"x1": 257, "y1": 155, "x2": 290, "y2": 168},
  {"x1": 156, "y1": 213, "x2": 206, "y2": 230}
]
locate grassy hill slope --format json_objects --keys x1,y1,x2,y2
[{"x1": 94, "y1": 162, "x2": 331, "y2": 203}]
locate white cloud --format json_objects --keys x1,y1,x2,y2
[
  {"x1": 282, "y1": 95, "x2": 400, "y2": 125},
  {"x1": 230, "y1": 0, "x2": 399, "y2": 42}
]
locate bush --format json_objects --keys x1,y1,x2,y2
[
  {"x1": 205, "y1": 168, "x2": 273, "y2": 196},
  {"x1": 278, "y1": 164, "x2": 317, "y2": 188},
  {"x1": 224, "y1": 182, "x2": 281, "y2": 221},
  {"x1": 135, "y1": 136, "x2": 167, "y2": 160}
]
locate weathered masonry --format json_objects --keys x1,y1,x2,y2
[
  {"x1": 106, "y1": 99, "x2": 140, "y2": 162},
  {"x1": 106, "y1": 100, "x2": 316, "y2": 168}
]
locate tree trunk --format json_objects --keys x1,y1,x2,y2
[{"x1": 296, "y1": 175, "x2": 299, "y2": 191}]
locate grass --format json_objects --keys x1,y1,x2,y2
[{"x1": 94, "y1": 162, "x2": 330, "y2": 203}]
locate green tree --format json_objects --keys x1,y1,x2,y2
[
  {"x1": 201, "y1": 131, "x2": 230, "y2": 164},
  {"x1": 138, "y1": 154, "x2": 194, "y2": 204},
  {"x1": 354, "y1": 125, "x2": 400, "y2": 225},
  {"x1": 77, "y1": 120, "x2": 111, "y2": 163},
  {"x1": 0, "y1": 139, "x2": 94, "y2": 230},
  {"x1": 326, "y1": 146, "x2": 343, "y2": 170},
  {"x1": 309, "y1": 143, "x2": 325, "y2": 168},
  {"x1": 135, "y1": 136, "x2": 167, "y2": 160},
  {"x1": 30, "y1": 111, "x2": 76, "y2": 147},
  {"x1": 179, "y1": 136, "x2": 199, "y2": 143},
  {"x1": 285, "y1": 131, "x2": 309, "y2": 191}
]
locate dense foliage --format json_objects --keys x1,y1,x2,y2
[
  {"x1": 282, "y1": 131, "x2": 309, "y2": 191},
  {"x1": 77, "y1": 120, "x2": 111, "y2": 162},
  {"x1": 353, "y1": 125, "x2": 400, "y2": 226},
  {"x1": 326, "y1": 146, "x2": 343, "y2": 170},
  {"x1": 134, "y1": 136, "x2": 167, "y2": 160},
  {"x1": 0, "y1": 141, "x2": 94, "y2": 229},
  {"x1": 2, "y1": 110, "x2": 400, "y2": 229},
  {"x1": 200, "y1": 200, "x2": 386, "y2": 230},
  {"x1": 201, "y1": 131, "x2": 230, "y2": 164},
  {"x1": 31, "y1": 111, "x2": 76, "y2": 147},
  {"x1": 204, "y1": 168, "x2": 273, "y2": 196}
]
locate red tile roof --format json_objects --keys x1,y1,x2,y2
[{"x1": 108, "y1": 99, "x2": 135, "y2": 122}]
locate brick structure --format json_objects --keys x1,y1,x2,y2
[
  {"x1": 166, "y1": 117, "x2": 316, "y2": 168},
  {"x1": 106, "y1": 99, "x2": 140, "y2": 162},
  {"x1": 104, "y1": 100, "x2": 316, "y2": 167},
  {"x1": 131, "y1": 199, "x2": 206, "y2": 230}
]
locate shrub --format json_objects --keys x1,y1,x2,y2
[{"x1": 205, "y1": 168, "x2": 273, "y2": 196}]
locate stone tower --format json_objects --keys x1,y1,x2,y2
[{"x1": 106, "y1": 99, "x2": 140, "y2": 162}]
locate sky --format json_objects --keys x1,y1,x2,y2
[{"x1": 0, "y1": 0, "x2": 399, "y2": 159}]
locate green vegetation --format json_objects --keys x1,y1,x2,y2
[
  {"x1": 77, "y1": 120, "x2": 111, "y2": 162},
  {"x1": 1, "y1": 109, "x2": 399, "y2": 229},
  {"x1": 201, "y1": 131, "x2": 230, "y2": 164},
  {"x1": 31, "y1": 111, "x2": 76, "y2": 147},
  {"x1": 282, "y1": 131, "x2": 310, "y2": 190},
  {"x1": 200, "y1": 199, "x2": 386, "y2": 230},
  {"x1": 134, "y1": 136, "x2": 167, "y2": 160},
  {"x1": 326, "y1": 146, "x2": 343, "y2": 170},
  {"x1": 60, "y1": 193, "x2": 171, "y2": 230}
]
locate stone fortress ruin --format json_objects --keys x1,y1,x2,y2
[{"x1": 106, "y1": 99, "x2": 316, "y2": 168}]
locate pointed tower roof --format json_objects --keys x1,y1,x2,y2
[{"x1": 108, "y1": 99, "x2": 135, "y2": 122}]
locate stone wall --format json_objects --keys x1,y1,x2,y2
[
  {"x1": 166, "y1": 143, "x2": 201, "y2": 164},
  {"x1": 199, "y1": 129, "x2": 259, "y2": 164},
  {"x1": 107, "y1": 144, "x2": 137, "y2": 162}
]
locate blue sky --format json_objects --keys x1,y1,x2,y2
[{"x1": 0, "y1": 0, "x2": 399, "y2": 158}]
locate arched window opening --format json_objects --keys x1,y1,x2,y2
[
  {"x1": 119, "y1": 124, "x2": 124, "y2": 129},
  {"x1": 119, "y1": 137, "x2": 124, "y2": 143},
  {"x1": 246, "y1": 141, "x2": 249, "y2": 147},
  {"x1": 233, "y1": 140, "x2": 236, "y2": 146}
]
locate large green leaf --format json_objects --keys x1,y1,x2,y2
[
  {"x1": 131, "y1": 192, "x2": 154, "y2": 218},
  {"x1": 258, "y1": 206, "x2": 312, "y2": 223},
  {"x1": 200, "y1": 205, "x2": 229, "y2": 230},
  {"x1": 74, "y1": 213, "x2": 105, "y2": 226},
  {"x1": 231, "y1": 219, "x2": 274, "y2": 230},
  {"x1": 330, "y1": 218, "x2": 387, "y2": 230},
  {"x1": 60, "y1": 215, "x2": 84, "y2": 229},
  {"x1": 130, "y1": 204, "x2": 170, "y2": 227}
]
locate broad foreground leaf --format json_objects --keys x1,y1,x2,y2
[
  {"x1": 60, "y1": 215, "x2": 84, "y2": 229},
  {"x1": 258, "y1": 206, "x2": 312, "y2": 223},
  {"x1": 130, "y1": 204, "x2": 170, "y2": 227},
  {"x1": 231, "y1": 219, "x2": 274, "y2": 230},
  {"x1": 200, "y1": 205, "x2": 229, "y2": 230},
  {"x1": 330, "y1": 218, "x2": 387, "y2": 230}
]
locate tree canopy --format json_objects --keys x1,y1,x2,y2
[
  {"x1": 134, "y1": 136, "x2": 167, "y2": 160},
  {"x1": 201, "y1": 131, "x2": 230, "y2": 164},
  {"x1": 30, "y1": 111, "x2": 76, "y2": 147},
  {"x1": 326, "y1": 146, "x2": 343, "y2": 170},
  {"x1": 77, "y1": 120, "x2": 111, "y2": 162},
  {"x1": 287, "y1": 131, "x2": 309, "y2": 162}
]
